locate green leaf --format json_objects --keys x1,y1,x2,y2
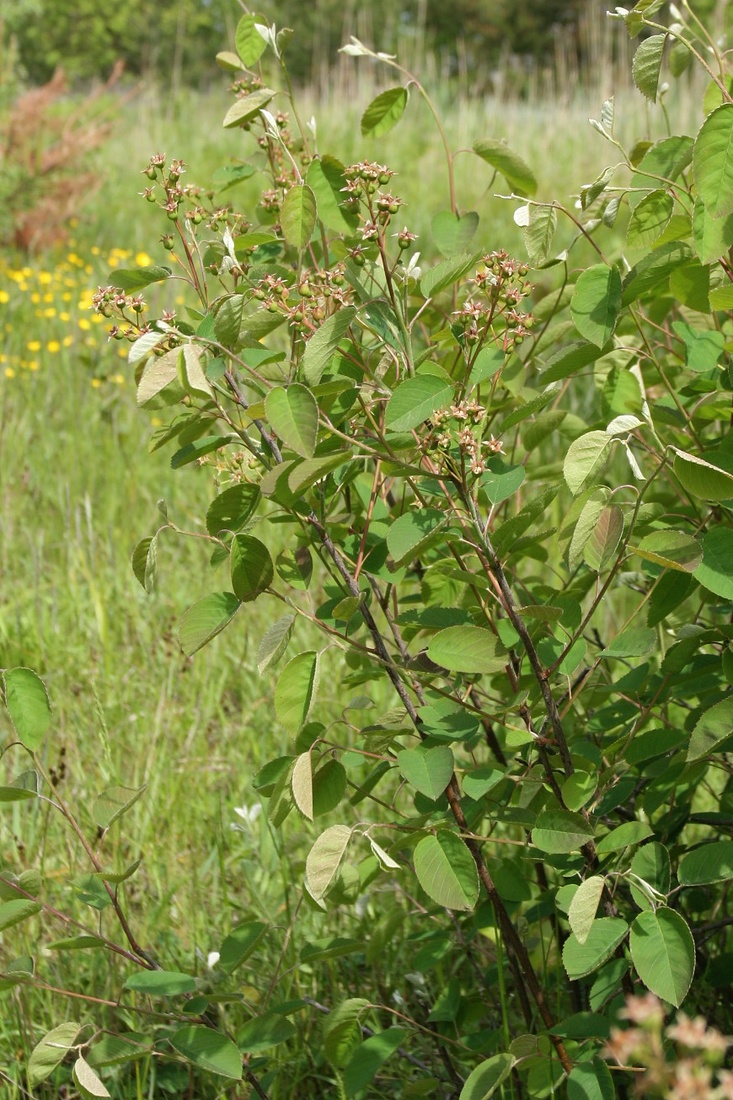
[
  {"x1": 462, "y1": 767, "x2": 504, "y2": 800},
  {"x1": 219, "y1": 921, "x2": 268, "y2": 973},
  {"x1": 301, "y1": 306, "x2": 358, "y2": 386},
  {"x1": 622, "y1": 241, "x2": 693, "y2": 304},
  {"x1": 109, "y1": 266, "x2": 171, "y2": 291},
  {"x1": 93, "y1": 784, "x2": 146, "y2": 830},
  {"x1": 291, "y1": 751, "x2": 314, "y2": 821},
  {"x1": 632, "y1": 34, "x2": 665, "y2": 101},
  {"x1": 275, "y1": 651, "x2": 319, "y2": 734},
  {"x1": 481, "y1": 458, "x2": 525, "y2": 506},
  {"x1": 73, "y1": 1055, "x2": 110, "y2": 1098},
  {"x1": 238, "y1": 1012, "x2": 296, "y2": 1053},
  {"x1": 571, "y1": 264, "x2": 622, "y2": 348},
  {"x1": 235, "y1": 14, "x2": 267, "y2": 66},
  {"x1": 539, "y1": 340, "x2": 609, "y2": 385},
  {"x1": 693, "y1": 103, "x2": 733, "y2": 219},
  {"x1": 420, "y1": 253, "x2": 479, "y2": 298},
  {"x1": 3, "y1": 668, "x2": 51, "y2": 751},
  {"x1": 280, "y1": 184, "x2": 317, "y2": 249},
  {"x1": 687, "y1": 697, "x2": 733, "y2": 762},
  {"x1": 459, "y1": 1053, "x2": 517, "y2": 1100},
  {"x1": 386, "y1": 508, "x2": 445, "y2": 565},
  {"x1": 206, "y1": 484, "x2": 260, "y2": 537},
  {"x1": 695, "y1": 527, "x2": 733, "y2": 599},
  {"x1": 171, "y1": 435, "x2": 233, "y2": 469},
  {"x1": 385, "y1": 376, "x2": 453, "y2": 433},
  {"x1": 342, "y1": 1028, "x2": 405, "y2": 1098},
  {"x1": 136, "y1": 347, "x2": 179, "y2": 405},
  {"x1": 178, "y1": 592, "x2": 240, "y2": 656},
  {"x1": 306, "y1": 156, "x2": 358, "y2": 235},
  {"x1": 692, "y1": 198, "x2": 733, "y2": 263},
  {"x1": 626, "y1": 190, "x2": 674, "y2": 250},
  {"x1": 563, "y1": 431, "x2": 612, "y2": 495},
  {"x1": 600, "y1": 627, "x2": 656, "y2": 658},
  {"x1": 265, "y1": 384, "x2": 318, "y2": 458},
  {"x1": 671, "y1": 321, "x2": 725, "y2": 373},
  {"x1": 223, "y1": 88, "x2": 276, "y2": 128},
  {"x1": 397, "y1": 746, "x2": 454, "y2": 800},
  {"x1": 361, "y1": 87, "x2": 408, "y2": 138},
  {"x1": 288, "y1": 454, "x2": 347, "y2": 494},
  {"x1": 562, "y1": 770, "x2": 596, "y2": 811},
  {"x1": 532, "y1": 810, "x2": 594, "y2": 854},
  {"x1": 212, "y1": 165, "x2": 256, "y2": 194},
  {"x1": 630, "y1": 842, "x2": 670, "y2": 909},
  {"x1": 567, "y1": 1059, "x2": 615, "y2": 1100},
  {"x1": 230, "y1": 535, "x2": 273, "y2": 602},
  {"x1": 48, "y1": 935, "x2": 106, "y2": 951},
  {"x1": 0, "y1": 770, "x2": 39, "y2": 803},
  {"x1": 568, "y1": 491, "x2": 608, "y2": 570},
  {"x1": 524, "y1": 204, "x2": 557, "y2": 264},
  {"x1": 28, "y1": 1022, "x2": 82, "y2": 1086},
  {"x1": 678, "y1": 841, "x2": 733, "y2": 886},
  {"x1": 313, "y1": 760, "x2": 347, "y2": 816},
  {"x1": 0, "y1": 899, "x2": 41, "y2": 932},
  {"x1": 305, "y1": 824, "x2": 352, "y2": 900},
  {"x1": 632, "y1": 530, "x2": 702, "y2": 572},
  {"x1": 624, "y1": 0, "x2": 665, "y2": 37},
  {"x1": 169, "y1": 1026, "x2": 242, "y2": 1080},
  {"x1": 427, "y1": 626, "x2": 508, "y2": 675},
  {"x1": 323, "y1": 998, "x2": 369, "y2": 1068},
  {"x1": 413, "y1": 831, "x2": 479, "y2": 911},
  {"x1": 583, "y1": 504, "x2": 624, "y2": 572},
  {"x1": 563, "y1": 918, "x2": 629, "y2": 980},
  {"x1": 124, "y1": 971, "x2": 197, "y2": 996},
  {"x1": 473, "y1": 138, "x2": 537, "y2": 197},
  {"x1": 432, "y1": 210, "x2": 480, "y2": 257},
  {"x1": 568, "y1": 877, "x2": 605, "y2": 948},
  {"x1": 596, "y1": 821, "x2": 654, "y2": 855},
  {"x1": 629, "y1": 136, "x2": 693, "y2": 209},
  {"x1": 131, "y1": 536, "x2": 157, "y2": 594},
  {"x1": 673, "y1": 448, "x2": 733, "y2": 501},
  {"x1": 630, "y1": 908, "x2": 695, "y2": 1007},
  {"x1": 257, "y1": 615, "x2": 295, "y2": 674}
]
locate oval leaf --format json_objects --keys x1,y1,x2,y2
[
  {"x1": 170, "y1": 1026, "x2": 242, "y2": 1079},
  {"x1": 460, "y1": 1053, "x2": 517, "y2": 1100},
  {"x1": 274, "y1": 651, "x2": 319, "y2": 734},
  {"x1": 532, "y1": 810, "x2": 594, "y2": 854},
  {"x1": 632, "y1": 34, "x2": 666, "y2": 102},
  {"x1": 397, "y1": 746, "x2": 454, "y2": 801},
  {"x1": 427, "y1": 626, "x2": 508, "y2": 675},
  {"x1": 563, "y1": 432, "x2": 612, "y2": 495},
  {"x1": 124, "y1": 970, "x2": 197, "y2": 996},
  {"x1": 178, "y1": 592, "x2": 241, "y2": 656},
  {"x1": 3, "y1": 667, "x2": 51, "y2": 752},
  {"x1": 694, "y1": 527, "x2": 733, "y2": 599},
  {"x1": 306, "y1": 824, "x2": 353, "y2": 900},
  {"x1": 632, "y1": 530, "x2": 702, "y2": 572},
  {"x1": 265, "y1": 384, "x2": 318, "y2": 458},
  {"x1": 673, "y1": 448, "x2": 733, "y2": 501},
  {"x1": 28, "y1": 1022, "x2": 82, "y2": 1086},
  {"x1": 230, "y1": 535, "x2": 274, "y2": 602},
  {"x1": 687, "y1": 696, "x2": 733, "y2": 762},
  {"x1": 385, "y1": 376, "x2": 453, "y2": 433},
  {"x1": 571, "y1": 264, "x2": 622, "y2": 348},
  {"x1": 693, "y1": 103, "x2": 733, "y2": 219},
  {"x1": 568, "y1": 876, "x2": 605, "y2": 946},
  {"x1": 563, "y1": 918, "x2": 629, "y2": 980},
  {"x1": 629, "y1": 908, "x2": 695, "y2": 1007},
  {"x1": 413, "y1": 831, "x2": 479, "y2": 911},
  {"x1": 281, "y1": 183, "x2": 317, "y2": 250},
  {"x1": 473, "y1": 138, "x2": 537, "y2": 197},
  {"x1": 678, "y1": 840, "x2": 733, "y2": 886},
  {"x1": 361, "y1": 87, "x2": 408, "y2": 138},
  {"x1": 73, "y1": 1056, "x2": 110, "y2": 1098}
]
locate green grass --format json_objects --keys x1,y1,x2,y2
[{"x1": 0, "y1": 69, "x2": 709, "y2": 1096}]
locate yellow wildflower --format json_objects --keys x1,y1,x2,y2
[
  {"x1": 47, "y1": 340, "x2": 61, "y2": 353},
  {"x1": 27, "y1": 340, "x2": 41, "y2": 352}
]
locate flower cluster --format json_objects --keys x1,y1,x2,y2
[
  {"x1": 422, "y1": 399, "x2": 504, "y2": 476},
  {"x1": 604, "y1": 993, "x2": 733, "y2": 1099},
  {"x1": 453, "y1": 250, "x2": 534, "y2": 352}
]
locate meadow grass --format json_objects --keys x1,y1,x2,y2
[{"x1": 0, "y1": 68, "x2": 709, "y2": 1095}]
